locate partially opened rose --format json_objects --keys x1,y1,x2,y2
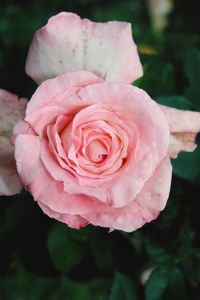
[
  {"x1": 14, "y1": 71, "x2": 172, "y2": 232},
  {"x1": 0, "y1": 89, "x2": 27, "y2": 195}
]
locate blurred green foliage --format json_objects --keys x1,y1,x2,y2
[{"x1": 1, "y1": 0, "x2": 200, "y2": 299}]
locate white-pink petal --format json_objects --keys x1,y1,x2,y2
[
  {"x1": 0, "y1": 89, "x2": 27, "y2": 196},
  {"x1": 160, "y1": 105, "x2": 200, "y2": 158},
  {"x1": 25, "y1": 12, "x2": 143, "y2": 85}
]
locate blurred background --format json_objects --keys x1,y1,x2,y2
[{"x1": 0, "y1": 0, "x2": 200, "y2": 299}]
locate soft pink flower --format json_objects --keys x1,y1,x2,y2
[
  {"x1": 0, "y1": 89, "x2": 27, "y2": 195},
  {"x1": 14, "y1": 71, "x2": 172, "y2": 232},
  {"x1": 25, "y1": 12, "x2": 143, "y2": 85}
]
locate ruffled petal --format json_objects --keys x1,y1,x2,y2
[
  {"x1": 82, "y1": 157, "x2": 172, "y2": 232},
  {"x1": 15, "y1": 134, "x2": 103, "y2": 214}
]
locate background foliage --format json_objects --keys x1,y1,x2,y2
[{"x1": 0, "y1": 0, "x2": 200, "y2": 299}]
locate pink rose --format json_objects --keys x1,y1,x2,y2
[
  {"x1": 25, "y1": 12, "x2": 143, "y2": 85},
  {"x1": 14, "y1": 71, "x2": 172, "y2": 232},
  {"x1": 0, "y1": 89, "x2": 27, "y2": 195}
]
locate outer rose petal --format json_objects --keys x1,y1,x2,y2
[
  {"x1": 0, "y1": 89, "x2": 28, "y2": 195},
  {"x1": 0, "y1": 137, "x2": 22, "y2": 195},
  {"x1": 25, "y1": 12, "x2": 143, "y2": 85},
  {"x1": 82, "y1": 157, "x2": 172, "y2": 232},
  {"x1": 0, "y1": 89, "x2": 27, "y2": 134},
  {"x1": 160, "y1": 105, "x2": 200, "y2": 158},
  {"x1": 26, "y1": 71, "x2": 103, "y2": 114}
]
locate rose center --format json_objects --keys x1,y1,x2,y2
[{"x1": 86, "y1": 139, "x2": 108, "y2": 163}]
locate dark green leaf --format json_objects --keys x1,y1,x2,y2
[
  {"x1": 184, "y1": 48, "x2": 200, "y2": 110},
  {"x1": 145, "y1": 267, "x2": 170, "y2": 300},
  {"x1": 110, "y1": 272, "x2": 138, "y2": 300},
  {"x1": 47, "y1": 223, "x2": 86, "y2": 273},
  {"x1": 164, "y1": 268, "x2": 188, "y2": 300},
  {"x1": 155, "y1": 95, "x2": 194, "y2": 110},
  {"x1": 0, "y1": 259, "x2": 110, "y2": 300}
]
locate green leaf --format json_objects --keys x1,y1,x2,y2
[
  {"x1": 155, "y1": 95, "x2": 194, "y2": 110},
  {"x1": 145, "y1": 267, "x2": 170, "y2": 300},
  {"x1": 110, "y1": 272, "x2": 138, "y2": 300},
  {"x1": 145, "y1": 267, "x2": 188, "y2": 300},
  {"x1": 164, "y1": 268, "x2": 188, "y2": 300},
  {"x1": 0, "y1": 259, "x2": 110, "y2": 300},
  {"x1": 47, "y1": 223, "x2": 86, "y2": 273},
  {"x1": 184, "y1": 48, "x2": 200, "y2": 110},
  {"x1": 90, "y1": 228, "x2": 114, "y2": 272}
]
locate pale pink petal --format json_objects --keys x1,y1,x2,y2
[
  {"x1": 0, "y1": 89, "x2": 28, "y2": 195},
  {"x1": 160, "y1": 105, "x2": 200, "y2": 158},
  {"x1": 25, "y1": 106, "x2": 67, "y2": 136},
  {"x1": 0, "y1": 89, "x2": 27, "y2": 135},
  {"x1": 11, "y1": 120, "x2": 35, "y2": 144},
  {"x1": 25, "y1": 12, "x2": 143, "y2": 85},
  {"x1": 82, "y1": 157, "x2": 172, "y2": 232},
  {"x1": 15, "y1": 134, "x2": 103, "y2": 214}
]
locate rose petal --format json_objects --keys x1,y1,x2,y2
[
  {"x1": 160, "y1": 105, "x2": 200, "y2": 158},
  {"x1": 82, "y1": 157, "x2": 172, "y2": 232},
  {"x1": 0, "y1": 89, "x2": 27, "y2": 135},
  {"x1": 26, "y1": 70, "x2": 103, "y2": 114},
  {"x1": 25, "y1": 12, "x2": 143, "y2": 85},
  {"x1": 0, "y1": 137, "x2": 22, "y2": 196},
  {"x1": 0, "y1": 89, "x2": 27, "y2": 196}
]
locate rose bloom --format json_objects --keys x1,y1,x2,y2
[
  {"x1": 25, "y1": 11, "x2": 200, "y2": 160},
  {"x1": 14, "y1": 71, "x2": 172, "y2": 232},
  {"x1": 2, "y1": 12, "x2": 200, "y2": 232}
]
